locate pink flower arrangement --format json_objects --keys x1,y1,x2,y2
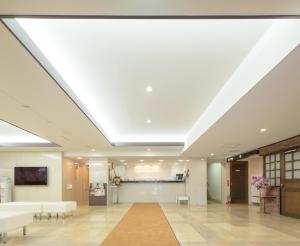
[{"x1": 251, "y1": 176, "x2": 269, "y2": 190}]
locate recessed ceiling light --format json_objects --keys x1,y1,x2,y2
[
  {"x1": 159, "y1": 160, "x2": 164, "y2": 162},
  {"x1": 139, "y1": 160, "x2": 144, "y2": 162},
  {"x1": 77, "y1": 157, "x2": 82, "y2": 160},
  {"x1": 210, "y1": 153, "x2": 214, "y2": 156},
  {"x1": 147, "y1": 148, "x2": 151, "y2": 151},
  {"x1": 178, "y1": 160, "x2": 184, "y2": 162},
  {"x1": 260, "y1": 128, "x2": 267, "y2": 132},
  {"x1": 146, "y1": 86, "x2": 153, "y2": 92},
  {"x1": 120, "y1": 160, "x2": 125, "y2": 162},
  {"x1": 146, "y1": 119, "x2": 151, "y2": 124},
  {"x1": 186, "y1": 160, "x2": 190, "y2": 162}
]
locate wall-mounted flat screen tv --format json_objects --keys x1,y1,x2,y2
[{"x1": 14, "y1": 167, "x2": 48, "y2": 185}]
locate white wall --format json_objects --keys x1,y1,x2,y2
[
  {"x1": 0, "y1": 152, "x2": 62, "y2": 201},
  {"x1": 246, "y1": 156, "x2": 264, "y2": 204},
  {"x1": 186, "y1": 159, "x2": 207, "y2": 205},
  {"x1": 115, "y1": 161, "x2": 186, "y2": 181},
  {"x1": 207, "y1": 162, "x2": 222, "y2": 201},
  {"x1": 89, "y1": 159, "x2": 108, "y2": 184},
  {"x1": 114, "y1": 159, "x2": 207, "y2": 205}
]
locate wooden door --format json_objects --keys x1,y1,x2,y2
[
  {"x1": 282, "y1": 149, "x2": 300, "y2": 218},
  {"x1": 230, "y1": 161, "x2": 248, "y2": 203}
]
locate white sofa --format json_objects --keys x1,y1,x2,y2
[
  {"x1": 0, "y1": 201, "x2": 77, "y2": 220},
  {"x1": 0, "y1": 211, "x2": 33, "y2": 243}
]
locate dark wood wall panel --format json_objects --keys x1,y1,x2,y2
[{"x1": 259, "y1": 135, "x2": 300, "y2": 156}]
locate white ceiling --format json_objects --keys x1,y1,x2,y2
[
  {"x1": 0, "y1": 14, "x2": 299, "y2": 158},
  {"x1": 183, "y1": 44, "x2": 300, "y2": 158},
  {"x1": 0, "y1": 119, "x2": 49, "y2": 144},
  {"x1": 7, "y1": 18, "x2": 272, "y2": 143}
]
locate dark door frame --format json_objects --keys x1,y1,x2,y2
[{"x1": 230, "y1": 161, "x2": 248, "y2": 204}]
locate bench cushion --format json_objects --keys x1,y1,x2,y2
[{"x1": 0, "y1": 212, "x2": 33, "y2": 233}]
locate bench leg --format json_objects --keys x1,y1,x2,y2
[
  {"x1": 2, "y1": 233, "x2": 7, "y2": 244},
  {"x1": 23, "y1": 226, "x2": 27, "y2": 236}
]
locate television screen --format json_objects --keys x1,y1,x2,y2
[{"x1": 14, "y1": 167, "x2": 48, "y2": 185}]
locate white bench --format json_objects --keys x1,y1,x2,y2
[
  {"x1": 0, "y1": 202, "x2": 43, "y2": 218},
  {"x1": 0, "y1": 211, "x2": 33, "y2": 244},
  {"x1": 0, "y1": 201, "x2": 77, "y2": 220},
  {"x1": 42, "y1": 201, "x2": 77, "y2": 219}
]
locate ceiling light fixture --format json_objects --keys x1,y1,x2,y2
[
  {"x1": 186, "y1": 160, "x2": 190, "y2": 162},
  {"x1": 159, "y1": 160, "x2": 164, "y2": 162},
  {"x1": 146, "y1": 86, "x2": 153, "y2": 92},
  {"x1": 91, "y1": 148, "x2": 95, "y2": 152},
  {"x1": 147, "y1": 148, "x2": 151, "y2": 151},
  {"x1": 120, "y1": 160, "x2": 125, "y2": 162},
  {"x1": 178, "y1": 160, "x2": 184, "y2": 162},
  {"x1": 146, "y1": 119, "x2": 151, "y2": 124},
  {"x1": 77, "y1": 157, "x2": 82, "y2": 160},
  {"x1": 139, "y1": 160, "x2": 144, "y2": 162},
  {"x1": 260, "y1": 128, "x2": 267, "y2": 132},
  {"x1": 210, "y1": 153, "x2": 214, "y2": 156}
]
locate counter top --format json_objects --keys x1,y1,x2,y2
[{"x1": 121, "y1": 180, "x2": 185, "y2": 183}]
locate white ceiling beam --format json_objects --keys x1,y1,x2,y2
[
  {"x1": 1, "y1": 0, "x2": 300, "y2": 16},
  {"x1": 184, "y1": 19, "x2": 300, "y2": 152}
]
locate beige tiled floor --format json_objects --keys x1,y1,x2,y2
[{"x1": 4, "y1": 202, "x2": 300, "y2": 246}]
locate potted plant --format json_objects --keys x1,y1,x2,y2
[{"x1": 251, "y1": 176, "x2": 270, "y2": 196}]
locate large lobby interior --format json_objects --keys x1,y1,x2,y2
[{"x1": 1, "y1": 1, "x2": 300, "y2": 246}]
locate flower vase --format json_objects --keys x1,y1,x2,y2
[{"x1": 260, "y1": 187, "x2": 269, "y2": 197}]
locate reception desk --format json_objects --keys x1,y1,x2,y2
[{"x1": 116, "y1": 180, "x2": 186, "y2": 203}]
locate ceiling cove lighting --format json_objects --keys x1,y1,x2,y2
[
  {"x1": 0, "y1": 119, "x2": 59, "y2": 147},
  {"x1": 8, "y1": 18, "x2": 283, "y2": 144}
]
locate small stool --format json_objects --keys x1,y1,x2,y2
[{"x1": 176, "y1": 195, "x2": 190, "y2": 206}]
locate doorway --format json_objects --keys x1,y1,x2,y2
[
  {"x1": 230, "y1": 161, "x2": 248, "y2": 203},
  {"x1": 281, "y1": 149, "x2": 300, "y2": 218}
]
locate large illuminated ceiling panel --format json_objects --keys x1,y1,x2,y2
[
  {"x1": 4, "y1": 18, "x2": 273, "y2": 144},
  {"x1": 0, "y1": 120, "x2": 58, "y2": 147}
]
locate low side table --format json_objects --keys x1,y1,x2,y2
[{"x1": 253, "y1": 195, "x2": 277, "y2": 214}]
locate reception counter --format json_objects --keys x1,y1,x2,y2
[{"x1": 115, "y1": 180, "x2": 186, "y2": 203}]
